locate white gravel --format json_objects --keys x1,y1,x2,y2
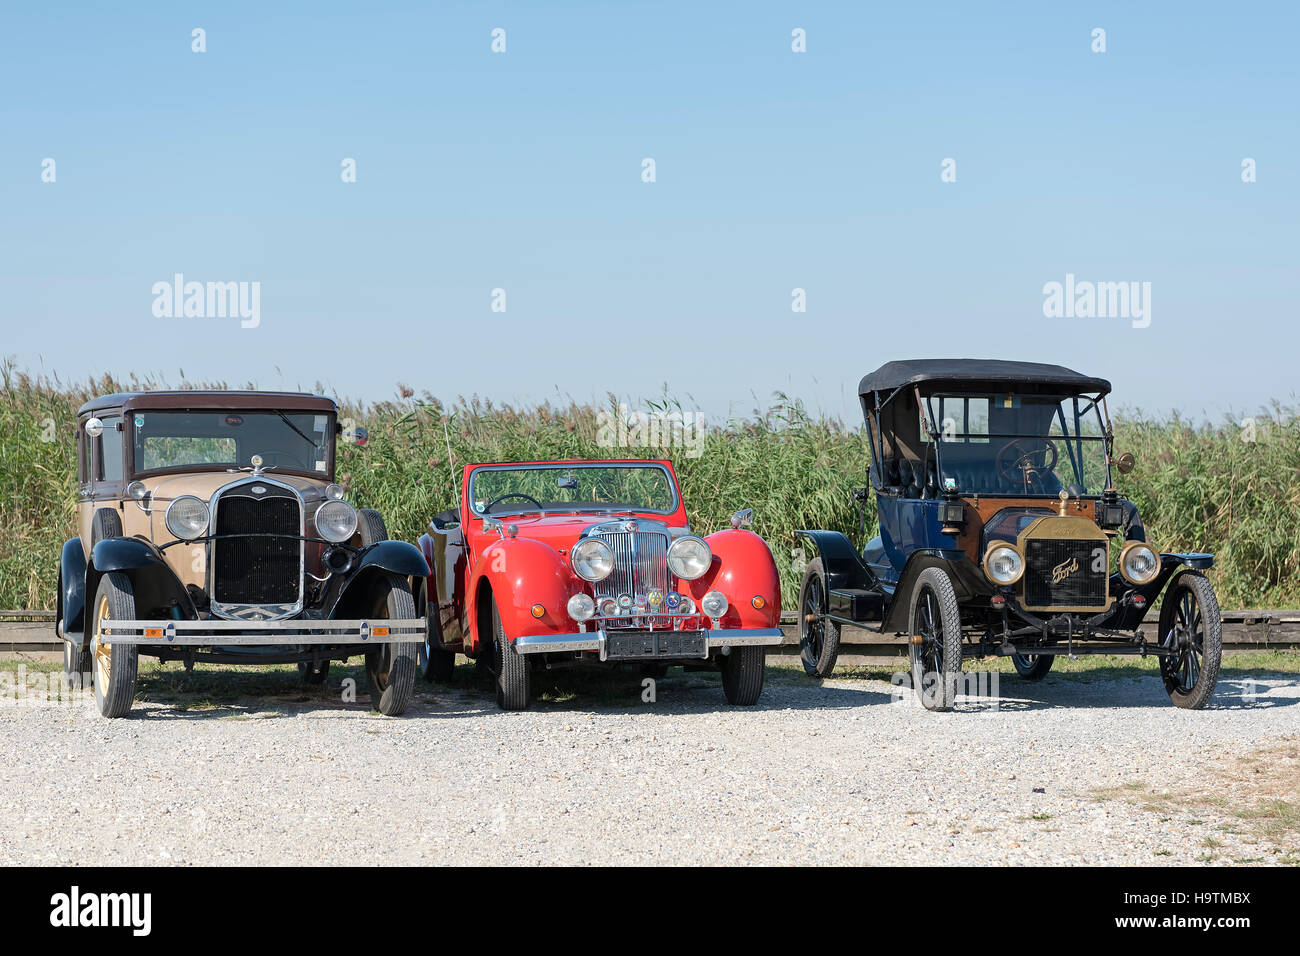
[{"x1": 0, "y1": 661, "x2": 1295, "y2": 865}]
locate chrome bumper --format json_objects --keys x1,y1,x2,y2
[
  {"x1": 513, "y1": 627, "x2": 784, "y2": 661},
  {"x1": 100, "y1": 618, "x2": 426, "y2": 646}
]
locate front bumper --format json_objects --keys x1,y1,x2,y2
[
  {"x1": 100, "y1": 618, "x2": 426, "y2": 646},
  {"x1": 514, "y1": 627, "x2": 784, "y2": 661}
]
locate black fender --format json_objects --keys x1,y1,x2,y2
[
  {"x1": 59, "y1": 538, "x2": 88, "y2": 644},
  {"x1": 88, "y1": 537, "x2": 196, "y2": 627},
  {"x1": 1110, "y1": 551, "x2": 1215, "y2": 630},
  {"x1": 326, "y1": 540, "x2": 428, "y2": 619},
  {"x1": 881, "y1": 549, "x2": 992, "y2": 634},
  {"x1": 794, "y1": 529, "x2": 873, "y2": 592}
]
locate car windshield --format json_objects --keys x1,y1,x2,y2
[
  {"x1": 468, "y1": 464, "x2": 677, "y2": 516},
  {"x1": 920, "y1": 392, "x2": 1109, "y2": 496},
  {"x1": 131, "y1": 410, "x2": 333, "y2": 476}
]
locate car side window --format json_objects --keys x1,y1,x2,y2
[{"x1": 97, "y1": 415, "x2": 124, "y2": 482}]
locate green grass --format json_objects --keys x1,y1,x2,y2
[{"x1": 4, "y1": 361, "x2": 1300, "y2": 612}]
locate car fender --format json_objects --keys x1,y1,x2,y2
[
  {"x1": 881, "y1": 548, "x2": 989, "y2": 634},
  {"x1": 793, "y1": 529, "x2": 873, "y2": 592},
  {"x1": 326, "y1": 540, "x2": 429, "y2": 618},
  {"x1": 466, "y1": 537, "x2": 576, "y2": 652},
  {"x1": 1110, "y1": 551, "x2": 1215, "y2": 630},
  {"x1": 693, "y1": 529, "x2": 782, "y2": 628},
  {"x1": 59, "y1": 538, "x2": 88, "y2": 644},
  {"x1": 88, "y1": 536, "x2": 196, "y2": 625}
]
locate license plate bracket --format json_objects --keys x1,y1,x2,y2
[{"x1": 605, "y1": 630, "x2": 707, "y2": 660}]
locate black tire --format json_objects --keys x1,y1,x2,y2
[
  {"x1": 1157, "y1": 570, "x2": 1223, "y2": 710},
  {"x1": 1011, "y1": 652, "x2": 1054, "y2": 680},
  {"x1": 90, "y1": 508, "x2": 123, "y2": 546},
  {"x1": 419, "y1": 583, "x2": 457, "y2": 683},
  {"x1": 719, "y1": 646, "x2": 766, "y2": 705},
  {"x1": 297, "y1": 658, "x2": 330, "y2": 685},
  {"x1": 357, "y1": 509, "x2": 388, "y2": 547},
  {"x1": 491, "y1": 598, "x2": 530, "y2": 710},
  {"x1": 90, "y1": 572, "x2": 139, "y2": 718},
  {"x1": 907, "y1": 566, "x2": 963, "y2": 711},
  {"x1": 363, "y1": 575, "x2": 419, "y2": 716},
  {"x1": 798, "y1": 558, "x2": 841, "y2": 678}
]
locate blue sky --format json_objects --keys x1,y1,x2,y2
[{"x1": 1, "y1": 2, "x2": 1295, "y2": 424}]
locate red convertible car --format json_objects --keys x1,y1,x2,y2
[{"x1": 416, "y1": 460, "x2": 784, "y2": 709}]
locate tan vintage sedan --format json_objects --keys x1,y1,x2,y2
[{"x1": 57, "y1": 391, "x2": 427, "y2": 717}]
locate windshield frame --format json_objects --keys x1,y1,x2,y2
[
  {"x1": 466, "y1": 462, "x2": 681, "y2": 517},
  {"x1": 918, "y1": 389, "x2": 1113, "y2": 497},
  {"x1": 125, "y1": 409, "x2": 337, "y2": 481}
]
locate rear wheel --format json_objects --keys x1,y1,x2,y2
[
  {"x1": 1158, "y1": 570, "x2": 1222, "y2": 709},
  {"x1": 491, "y1": 598, "x2": 530, "y2": 711},
  {"x1": 90, "y1": 573, "x2": 139, "y2": 718},
  {"x1": 357, "y1": 509, "x2": 388, "y2": 547},
  {"x1": 1011, "y1": 652, "x2": 1053, "y2": 680},
  {"x1": 419, "y1": 584, "x2": 457, "y2": 683},
  {"x1": 363, "y1": 575, "x2": 419, "y2": 716},
  {"x1": 798, "y1": 558, "x2": 841, "y2": 678},
  {"x1": 719, "y1": 646, "x2": 766, "y2": 705},
  {"x1": 907, "y1": 567, "x2": 963, "y2": 711}
]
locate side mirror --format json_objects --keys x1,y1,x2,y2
[
  {"x1": 84, "y1": 417, "x2": 104, "y2": 438},
  {"x1": 558, "y1": 475, "x2": 579, "y2": 490},
  {"x1": 1113, "y1": 452, "x2": 1135, "y2": 475},
  {"x1": 730, "y1": 508, "x2": 754, "y2": 529},
  {"x1": 352, "y1": 426, "x2": 368, "y2": 447}
]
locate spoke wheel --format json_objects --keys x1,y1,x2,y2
[
  {"x1": 907, "y1": 567, "x2": 963, "y2": 711},
  {"x1": 1158, "y1": 570, "x2": 1222, "y2": 709},
  {"x1": 90, "y1": 573, "x2": 139, "y2": 718},
  {"x1": 798, "y1": 558, "x2": 841, "y2": 678}
]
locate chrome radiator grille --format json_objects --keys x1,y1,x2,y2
[
  {"x1": 590, "y1": 531, "x2": 669, "y2": 607},
  {"x1": 211, "y1": 485, "x2": 302, "y2": 607}
]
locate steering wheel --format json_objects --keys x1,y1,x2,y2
[
  {"x1": 995, "y1": 438, "x2": 1059, "y2": 492},
  {"x1": 483, "y1": 493, "x2": 545, "y2": 513}
]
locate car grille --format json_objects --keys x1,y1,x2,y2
[
  {"x1": 212, "y1": 485, "x2": 301, "y2": 606},
  {"x1": 1023, "y1": 538, "x2": 1107, "y2": 609},
  {"x1": 590, "y1": 530, "x2": 669, "y2": 625}
]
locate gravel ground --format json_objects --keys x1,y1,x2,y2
[{"x1": 0, "y1": 660, "x2": 1296, "y2": 866}]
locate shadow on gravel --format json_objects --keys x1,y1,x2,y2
[{"x1": 963, "y1": 672, "x2": 1299, "y2": 712}]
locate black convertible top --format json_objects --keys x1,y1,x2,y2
[{"x1": 858, "y1": 359, "x2": 1111, "y2": 398}]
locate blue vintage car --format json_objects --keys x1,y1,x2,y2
[{"x1": 795, "y1": 359, "x2": 1221, "y2": 711}]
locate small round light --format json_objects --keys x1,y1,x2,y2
[
  {"x1": 530, "y1": 604, "x2": 545, "y2": 619},
  {"x1": 701, "y1": 590, "x2": 728, "y2": 619},
  {"x1": 667, "y1": 536, "x2": 711, "y2": 580},
  {"x1": 567, "y1": 593, "x2": 595, "y2": 621},
  {"x1": 751, "y1": 595, "x2": 766, "y2": 610},
  {"x1": 1120, "y1": 542, "x2": 1161, "y2": 585},
  {"x1": 126, "y1": 480, "x2": 148, "y2": 501},
  {"x1": 678, "y1": 595, "x2": 695, "y2": 615},
  {"x1": 165, "y1": 496, "x2": 210, "y2": 541},
  {"x1": 324, "y1": 483, "x2": 345, "y2": 500},
  {"x1": 598, "y1": 597, "x2": 618, "y2": 617},
  {"x1": 983, "y1": 545, "x2": 1024, "y2": 585},
  {"x1": 572, "y1": 538, "x2": 615, "y2": 582},
  {"x1": 316, "y1": 499, "x2": 358, "y2": 543}
]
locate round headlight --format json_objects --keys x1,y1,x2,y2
[
  {"x1": 701, "y1": 590, "x2": 728, "y2": 619},
  {"x1": 1120, "y1": 542, "x2": 1160, "y2": 584},
  {"x1": 316, "y1": 499, "x2": 358, "y2": 543},
  {"x1": 567, "y1": 593, "x2": 595, "y2": 622},
  {"x1": 668, "y1": 535, "x2": 712, "y2": 581},
  {"x1": 983, "y1": 544, "x2": 1024, "y2": 585},
  {"x1": 678, "y1": 595, "x2": 696, "y2": 615},
  {"x1": 324, "y1": 483, "x2": 345, "y2": 500},
  {"x1": 165, "y1": 496, "x2": 210, "y2": 541},
  {"x1": 571, "y1": 538, "x2": 614, "y2": 582}
]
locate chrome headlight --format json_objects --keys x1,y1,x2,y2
[
  {"x1": 316, "y1": 499, "x2": 358, "y2": 543},
  {"x1": 165, "y1": 496, "x2": 210, "y2": 541},
  {"x1": 700, "y1": 590, "x2": 728, "y2": 619},
  {"x1": 567, "y1": 593, "x2": 595, "y2": 622},
  {"x1": 668, "y1": 535, "x2": 711, "y2": 580},
  {"x1": 1120, "y1": 541, "x2": 1160, "y2": 584},
  {"x1": 572, "y1": 538, "x2": 614, "y2": 582},
  {"x1": 982, "y1": 544, "x2": 1024, "y2": 585}
]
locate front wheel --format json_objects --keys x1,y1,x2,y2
[
  {"x1": 907, "y1": 567, "x2": 963, "y2": 711},
  {"x1": 798, "y1": 558, "x2": 841, "y2": 678},
  {"x1": 491, "y1": 598, "x2": 530, "y2": 710},
  {"x1": 1158, "y1": 570, "x2": 1222, "y2": 709},
  {"x1": 719, "y1": 646, "x2": 766, "y2": 705},
  {"x1": 90, "y1": 573, "x2": 140, "y2": 718},
  {"x1": 363, "y1": 575, "x2": 419, "y2": 716},
  {"x1": 1011, "y1": 652, "x2": 1053, "y2": 680}
]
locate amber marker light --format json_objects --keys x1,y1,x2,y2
[
  {"x1": 751, "y1": 596, "x2": 766, "y2": 610},
  {"x1": 530, "y1": 604, "x2": 545, "y2": 619},
  {"x1": 372, "y1": 626, "x2": 390, "y2": 637}
]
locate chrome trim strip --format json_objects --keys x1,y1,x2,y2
[
  {"x1": 100, "y1": 618, "x2": 425, "y2": 646},
  {"x1": 513, "y1": 627, "x2": 785, "y2": 655}
]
